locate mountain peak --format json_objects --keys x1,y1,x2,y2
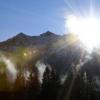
[
  {"x1": 16, "y1": 32, "x2": 27, "y2": 37},
  {"x1": 40, "y1": 31, "x2": 57, "y2": 37}
]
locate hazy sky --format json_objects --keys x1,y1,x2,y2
[{"x1": 0, "y1": 0, "x2": 100, "y2": 41}]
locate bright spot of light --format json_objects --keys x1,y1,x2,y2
[
  {"x1": 23, "y1": 52, "x2": 27, "y2": 57},
  {"x1": 66, "y1": 15, "x2": 100, "y2": 51}
]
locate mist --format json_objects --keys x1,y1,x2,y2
[
  {"x1": 0, "y1": 55, "x2": 17, "y2": 83},
  {"x1": 36, "y1": 61, "x2": 46, "y2": 83}
]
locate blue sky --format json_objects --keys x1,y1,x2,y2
[{"x1": 0, "y1": 0, "x2": 100, "y2": 41}]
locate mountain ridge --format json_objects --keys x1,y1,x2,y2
[{"x1": 0, "y1": 31, "x2": 60, "y2": 50}]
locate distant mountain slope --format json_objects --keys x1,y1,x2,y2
[{"x1": 0, "y1": 31, "x2": 84, "y2": 75}]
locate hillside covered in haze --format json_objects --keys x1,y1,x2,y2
[{"x1": 0, "y1": 31, "x2": 100, "y2": 100}]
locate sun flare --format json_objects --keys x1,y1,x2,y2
[{"x1": 66, "y1": 15, "x2": 100, "y2": 51}]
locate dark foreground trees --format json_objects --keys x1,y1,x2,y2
[{"x1": 38, "y1": 67, "x2": 61, "y2": 100}]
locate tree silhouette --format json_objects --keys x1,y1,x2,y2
[
  {"x1": 24, "y1": 67, "x2": 40, "y2": 100},
  {"x1": 39, "y1": 67, "x2": 61, "y2": 100}
]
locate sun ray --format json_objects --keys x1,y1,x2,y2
[
  {"x1": 64, "y1": 0, "x2": 78, "y2": 14},
  {"x1": 90, "y1": 0, "x2": 95, "y2": 17},
  {"x1": 64, "y1": 0, "x2": 100, "y2": 52}
]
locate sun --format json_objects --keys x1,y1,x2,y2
[{"x1": 66, "y1": 15, "x2": 100, "y2": 51}]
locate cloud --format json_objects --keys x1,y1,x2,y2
[
  {"x1": 0, "y1": 55, "x2": 17, "y2": 83},
  {"x1": 36, "y1": 61, "x2": 46, "y2": 83}
]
